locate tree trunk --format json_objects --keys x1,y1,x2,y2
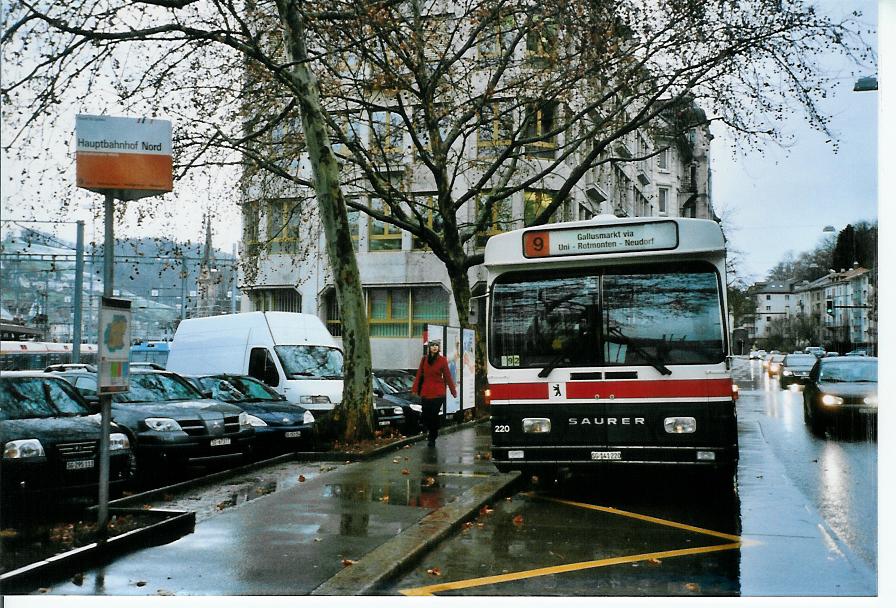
[{"x1": 275, "y1": 0, "x2": 373, "y2": 442}]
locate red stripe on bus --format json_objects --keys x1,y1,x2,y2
[{"x1": 490, "y1": 378, "x2": 733, "y2": 401}]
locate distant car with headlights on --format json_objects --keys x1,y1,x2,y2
[
  {"x1": 183, "y1": 374, "x2": 315, "y2": 455},
  {"x1": 803, "y1": 356, "x2": 878, "y2": 435},
  {"x1": 50, "y1": 368, "x2": 254, "y2": 480},
  {"x1": 1, "y1": 372, "x2": 132, "y2": 513},
  {"x1": 779, "y1": 353, "x2": 818, "y2": 389},
  {"x1": 766, "y1": 353, "x2": 786, "y2": 377}
]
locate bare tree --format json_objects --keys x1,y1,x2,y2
[{"x1": 2, "y1": 0, "x2": 377, "y2": 441}]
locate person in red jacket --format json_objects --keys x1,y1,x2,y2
[{"x1": 412, "y1": 340, "x2": 457, "y2": 446}]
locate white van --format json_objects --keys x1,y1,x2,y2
[{"x1": 166, "y1": 312, "x2": 343, "y2": 413}]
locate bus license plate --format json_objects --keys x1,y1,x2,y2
[
  {"x1": 591, "y1": 451, "x2": 621, "y2": 461},
  {"x1": 284, "y1": 431, "x2": 302, "y2": 438},
  {"x1": 66, "y1": 459, "x2": 95, "y2": 470},
  {"x1": 379, "y1": 421, "x2": 391, "y2": 426},
  {"x1": 210, "y1": 438, "x2": 231, "y2": 447}
]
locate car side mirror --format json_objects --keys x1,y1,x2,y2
[
  {"x1": 373, "y1": 388, "x2": 384, "y2": 397},
  {"x1": 202, "y1": 390, "x2": 213, "y2": 399}
]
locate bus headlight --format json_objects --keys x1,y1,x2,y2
[
  {"x1": 821, "y1": 394, "x2": 844, "y2": 407},
  {"x1": 664, "y1": 417, "x2": 696, "y2": 434},
  {"x1": 522, "y1": 418, "x2": 551, "y2": 433}
]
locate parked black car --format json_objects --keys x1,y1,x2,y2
[
  {"x1": 183, "y1": 374, "x2": 315, "y2": 454},
  {"x1": 1, "y1": 372, "x2": 132, "y2": 508},
  {"x1": 779, "y1": 353, "x2": 818, "y2": 389},
  {"x1": 803, "y1": 356, "x2": 878, "y2": 435},
  {"x1": 51, "y1": 368, "x2": 254, "y2": 479},
  {"x1": 373, "y1": 369, "x2": 423, "y2": 434}
]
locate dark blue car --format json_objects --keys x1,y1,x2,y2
[{"x1": 184, "y1": 374, "x2": 316, "y2": 454}]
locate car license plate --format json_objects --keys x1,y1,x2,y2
[
  {"x1": 591, "y1": 451, "x2": 621, "y2": 461},
  {"x1": 284, "y1": 431, "x2": 302, "y2": 438},
  {"x1": 66, "y1": 459, "x2": 95, "y2": 470},
  {"x1": 378, "y1": 421, "x2": 391, "y2": 426},
  {"x1": 859, "y1": 408, "x2": 876, "y2": 414},
  {"x1": 210, "y1": 438, "x2": 231, "y2": 447}
]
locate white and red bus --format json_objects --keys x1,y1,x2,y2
[{"x1": 484, "y1": 215, "x2": 738, "y2": 480}]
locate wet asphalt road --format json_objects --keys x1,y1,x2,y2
[{"x1": 381, "y1": 357, "x2": 878, "y2": 596}]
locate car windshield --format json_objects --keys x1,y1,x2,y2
[
  {"x1": 275, "y1": 345, "x2": 344, "y2": 380},
  {"x1": 376, "y1": 372, "x2": 415, "y2": 394},
  {"x1": 204, "y1": 376, "x2": 281, "y2": 402},
  {"x1": 112, "y1": 372, "x2": 202, "y2": 403},
  {"x1": 818, "y1": 360, "x2": 878, "y2": 383},
  {"x1": 490, "y1": 263, "x2": 725, "y2": 370},
  {"x1": 0, "y1": 376, "x2": 90, "y2": 420},
  {"x1": 784, "y1": 355, "x2": 816, "y2": 366}
]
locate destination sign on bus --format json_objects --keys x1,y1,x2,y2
[{"x1": 523, "y1": 221, "x2": 678, "y2": 258}]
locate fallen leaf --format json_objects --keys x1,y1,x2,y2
[
  {"x1": 512, "y1": 514, "x2": 524, "y2": 526},
  {"x1": 426, "y1": 567, "x2": 442, "y2": 576},
  {"x1": 157, "y1": 589, "x2": 175, "y2": 596},
  {"x1": 476, "y1": 522, "x2": 485, "y2": 528},
  {"x1": 298, "y1": 475, "x2": 306, "y2": 482},
  {"x1": 423, "y1": 476, "x2": 436, "y2": 487},
  {"x1": 647, "y1": 558, "x2": 662, "y2": 566},
  {"x1": 392, "y1": 458, "x2": 400, "y2": 464},
  {"x1": 136, "y1": 581, "x2": 147, "y2": 587},
  {"x1": 479, "y1": 505, "x2": 494, "y2": 515},
  {"x1": 380, "y1": 495, "x2": 390, "y2": 502},
  {"x1": 314, "y1": 538, "x2": 322, "y2": 542},
  {"x1": 38, "y1": 588, "x2": 50, "y2": 594},
  {"x1": 401, "y1": 468, "x2": 410, "y2": 476},
  {"x1": 685, "y1": 583, "x2": 700, "y2": 592},
  {"x1": 462, "y1": 522, "x2": 474, "y2": 529},
  {"x1": 342, "y1": 559, "x2": 356, "y2": 567}
]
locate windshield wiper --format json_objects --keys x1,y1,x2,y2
[
  {"x1": 538, "y1": 353, "x2": 570, "y2": 378},
  {"x1": 607, "y1": 329, "x2": 672, "y2": 376}
]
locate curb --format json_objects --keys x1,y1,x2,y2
[
  {"x1": 0, "y1": 508, "x2": 195, "y2": 594},
  {"x1": 310, "y1": 470, "x2": 521, "y2": 596}
]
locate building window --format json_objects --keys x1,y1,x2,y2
[
  {"x1": 526, "y1": 13, "x2": 557, "y2": 60},
  {"x1": 370, "y1": 109, "x2": 405, "y2": 162},
  {"x1": 325, "y1": 286, "x2": 449, "y2": 338},
  {"x1": 243, "y1": 200, "x2": 260, "y2": 256},
  {"x1": 524, "y1": 101, "x2": 558, "y2": 158},
  {"x1": 657, "y1": 147, "x2": 670, "y2": 171},
  {"x1": 266, "y1": 198, "x2": 302, "y2": 254},
  {"x1": 478, "y1": 100, "x2": 514, "y2": 157},
  {"x1": 251, "y1": 288, "x2": 301, "y2": 313},
  {"x1": 478, "y1": 13, "x2": 516, "y2": 59},
  {"x1": 766, "y1": 306, "x2": 771, "y2": 311},
  {"x1": 476, "y1": 193, "x2": 513, "y2": 247},
  {"x1": 524, "y1": 190, "x2": 555, "y2": 226},
  {"x1": 657, "y1": 187, "x2": 669, "y2": 214},
  {"x1": 766, "y1": 295, "x2": 771, "y2": 301},
  {"x1": 368, "y1": 197, "x2": 403, "y2": 251},
  {"x1": 767, "y1": 316, "x2": 772, "y2": 322},
  {"x1": 412, "y1": 193, "x2": 444, "y2": 250}
]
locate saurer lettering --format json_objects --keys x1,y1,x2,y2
[{"x1": 568, "y1": 417, "x2": 645, "y2": 425}]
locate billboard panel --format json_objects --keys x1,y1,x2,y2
[
  {"x1": 462, "y1": 329, "x2": 475, "y2": 411},
  {"x1": 98, "y1": 297, "x2": 132, "y2": 393},
  {"x1": 445, "y1": 326, "x2": 461, "y2": 414}
]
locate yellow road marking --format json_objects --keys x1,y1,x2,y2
[
  {"x1": 400, "y1": 542, "x2": 742, "y2": 596},
  {"x1": 400, "y1": 492, "x2": 752, "y2": 596},
  {"x1": 530, "y1": 494, "x2": 743, "y2": 542}
]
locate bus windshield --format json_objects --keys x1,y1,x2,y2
[{"x1": 490, "y1": 263, "x2": 725, "y2": 370}]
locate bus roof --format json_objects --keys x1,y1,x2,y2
[{"x1": 484, "y1": 216, "x2": 725, "y2": 270}]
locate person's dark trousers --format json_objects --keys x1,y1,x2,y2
[{"x1": 421, "y1": 397, "x2": 444, "y2": 444}]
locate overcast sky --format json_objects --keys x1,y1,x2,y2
[{"x1": 713, "y1": 0, "x2": 879, "y2": 282}]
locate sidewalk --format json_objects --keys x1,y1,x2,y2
[{"x1": 33, "y1": 422, "x2": 520, "y2": 596}]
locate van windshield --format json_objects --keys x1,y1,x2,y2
[{"x1": 275, "y1": 346, "x2": 344, "y2": 380}]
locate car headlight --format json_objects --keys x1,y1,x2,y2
[
  {"x1": 782, "y1": 370, "x2": 793, "y2": 376},
  {"x1": 394, "y1": 407, "x2": 403, "y2": 415},
  {"x1": 303, "y1": 411, "x2": 315, "y2": 424},
  {"x1": 3, "y1": 438, "x2": 45, "y2": 459},
  {"x1": 238, "y1": 412, "x2": 251, "y2": 429},
  {"x1": 863, "y1": 395, "x2": 878, "y2": 406},
  {"x1": 109, "y1": 433, "x2": 131, "y2": 451},
  {"x1": 410, "y1": 404, "x2": 423, "y2": 413},
  {"x1": 299, "y1": 395, "x2": 330, "y2": 404},
  {"x1": 144, "y1": 417, "x2": 183, "y2": 432},
  {"x1": 245, "y1": 414, "x2": 267, "y2": 427},
  {"x1": 821, "y1": 394, "x2": 844, "y2": 406}
]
